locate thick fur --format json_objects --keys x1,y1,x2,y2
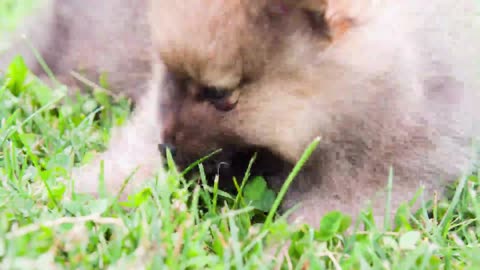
[
  {"x1": 7, "y1": 0, "x2": 480, "y2": 228},
  {"x1": 148, "y1": 0, "x2": 480, "y2": 226},
  {"x1": 0, "y1": 0, "x2": 151, "y2": 101}
]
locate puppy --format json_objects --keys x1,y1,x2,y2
[
  {"x1": 0, "y1": 0, "x2": 151, "y2": 101},
  {"x1": 73, "y1": 0, "x2": 480, "y2": 227},
  {"x1": 153, "y1": 0, "x2": 480, "y2": 226}
]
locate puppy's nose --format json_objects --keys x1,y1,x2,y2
[{"x1": 158, "y1": 143, "x2": 177, "y2": 158}]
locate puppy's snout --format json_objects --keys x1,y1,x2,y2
[
  {"x1": 160, "y1": 111, "x2": 179, "y2": 159},
  {"x1": 158, "y1": 143, "x2": 177, "y2": 158}
]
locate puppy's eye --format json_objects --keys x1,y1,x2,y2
[{"x1": 200, "y1": 86, "x2": 239, "y2": 111}]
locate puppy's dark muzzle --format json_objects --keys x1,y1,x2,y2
[{"x1": 158, "y1": 143, "x2": 177, "y2": 158}]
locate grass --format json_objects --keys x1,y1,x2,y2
[{"x1": 1, "y1": 2, "x2": 480, "y2": 270}]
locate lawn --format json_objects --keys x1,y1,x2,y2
[{"x1": 1, "y1": 2, "x2": 480, "y2": 269}]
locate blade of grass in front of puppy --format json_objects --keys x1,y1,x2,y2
[
  {"x1": 233, "y1": 152, "x2": 257, "y2": 209},
  {"x1": 383, "y1": 167, "x2": 394, "y2": 231},
  {"x1": 440, "y1": 173, "x2": 469, "y2": 236},
  {"x1": 165, "y1": 147, "x2": 177, "y2": 173},
  {"x1": 198, "y1": 163, "x2": 213, "y2": 212},
  {"x1": 180, "y1": 148, "x2": 222, "y2": 176},
  {"x1": 213, "y1": 175, "x2": 219, "y2": 213},
  {"x1": 23, "y1": 34, "x2": 60, "y2": 86},
  {"x1": 111, "y1": 166, "x2": 139, "y2": 206},
  {"x1": 263, "y1": 136, "x2": 321, "y2": 228}
]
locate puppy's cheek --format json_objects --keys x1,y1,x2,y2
[{"x1": 234, "y1": 119, "x2": 315, "y2": 164}]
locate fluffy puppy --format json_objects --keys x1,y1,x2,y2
[{"x1": 76, "y1": 0, "x2": 480, "y2": 227}]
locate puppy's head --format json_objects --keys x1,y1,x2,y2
[{"x1": 149, "y1": 0, "x2": 377, "y2": 183}]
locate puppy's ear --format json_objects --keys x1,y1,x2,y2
[{"x1": 297, "y1": 0, "x2": 371, "y2": 39}]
